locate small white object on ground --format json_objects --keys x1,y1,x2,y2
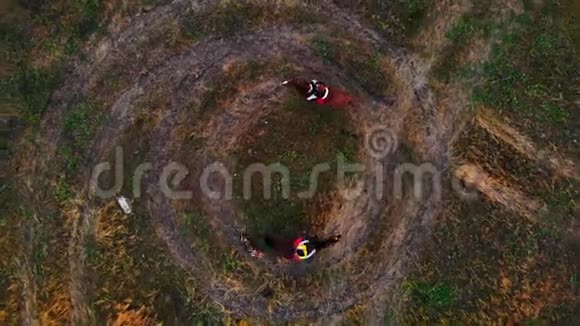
[
  {"x1": 241, "y1": 233, "x2": 264, "y2": 258},
  {"x1": 249, "y1": 249, "x2": 264, "y2": 258},
  {"x1": 117, "y1": 196, "x2": 132, "y2": 214}
]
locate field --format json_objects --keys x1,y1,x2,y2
[{"x1": 1, "y1": 0, "x2": 578, "y2": 324}]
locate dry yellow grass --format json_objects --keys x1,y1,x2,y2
[
  {"x1": 412, "y1": 0, "x2": 468, "y2": 57},
  {"x1": 455, "y1": 163, "x2": 546, "y2": 221},
  {"x1": 110, "y1": 303, "x2": 157, "y2": 326},
  {"x1": 401, "y1": 194, "x2": 578, "y2": 324},
  {"x1": 40, "y1": 282, "x2": 72, "y2": 325},
  {"x1": 476, "y1": 108, "x2": 578, "y2": 181},
  {"x1": 464, "y1": 254, "x2": 576, "y2": 324},
  {"x1": 2, "y1": 280, "x2": 21, "y2": 324},
  {"x1": 343, "y1": 304, "x2": 368, "y2": 325},
  {"x1": 91, "y1": 200, "x2": 142, "y2": 316},
  {"x1": 95, "y1": 200, "x2": 131, "y2": 249},
  {"x1": 0, "y1": 211, "x2": 22, "y2": 324}
]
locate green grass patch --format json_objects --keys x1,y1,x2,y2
[
  {"x1": 401, "y1": 194, "x2": 578, "y2": 323},
  {"x1": 242, "y1": 198, "x2": 306, "y2": 237},
  {"x1": 88, "y1": 204, "x2": 222, "y2": 324},
  {"x1": 191, "y1": 60, "x2": 268, "y2": 116},
  {"x1": 311, "y1": 37, "x2": 337, "y2": 60},
  {"x1": 311, "y1": 36, "x2": 389, "y2": 96},
  {"x1": 446, "y1": 14, "x2": 493, "y2": 44},
  {"x1": 181, "y1": 211, "x2": 210, "y2": 250},
  {"x1": 54, "y1": 177, "x2": 73, "y2": 205},
  {"x1": 1, "y1": 65, "x2": 65, "y2": 125},
  {"x1": 181, "y1": 210, "x2": 245, "y2": 277},
  {"x1": 366, "y1": 0, "x2": 432, "y2": 41},
  {"x1": 406, "y1": 281, "x2": 456, "y2": 309},
  {"x1": 1, "y1": 0, "x2": 108, "y2": 126},
  {"x1": 434, "y1": 2, "x2": 577, "y2": 148},
  {"x1": 180, "y1": 1, "x2": 318, "y2": 41},
  {"x1": 351, "y1": 54, "x2": 385, "y2": 95},
  {"x1": 538, "y1": 180, "x2": 578, "y2": 239},
  {"x1": 180, "y1": 1, "x2": 264, "y2": 41},
  {"x1": 431, "y1": 3, "x2": 493, "y2": 82},
  {"x1": 59, "y1": 100, "x2": 103, "y2": 175},
  {"x1": 63, "y1": 101, "x2": 102, "y2": 149},
  {"x1": 76, "y1": 0, "x2": 104, "y2": 39},
  {"x1": 472, "y1": 10, "x2": 577, "y2": 144},
  {"x1": 233, "y1": 93, "x2": 358, "y2": 238}
]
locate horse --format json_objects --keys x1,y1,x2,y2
[
  {"x1": 281, "y1": 78, "x2": 353, "y2": 109},
  {"x1": 242, "y1": 233, "x2": 342, "y2": 261}
]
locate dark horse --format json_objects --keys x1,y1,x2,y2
[
  {"x1": 281, "y1": 78, "x2": 353, "y2": 109},
  {"x1": 243, "y1": 233, "x2": 341, "y2": 261}
]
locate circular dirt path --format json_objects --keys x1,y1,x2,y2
[{"x1": 28, "y1": 0, "x2": 455, "y2": 322}]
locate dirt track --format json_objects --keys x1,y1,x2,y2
[{"x1": 22, "y1": 0, "x2": 484, "y2": 322}]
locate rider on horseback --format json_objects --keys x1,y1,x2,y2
[
  {"x1": 282, "y1": 79, "x2": 331, "y2": 105},
  {"x1": 242, "y1": 233, "x2": 341, "y2": 261},
  {"x1": 304, "y1": 80, "x2": 330, "y2": 104}
]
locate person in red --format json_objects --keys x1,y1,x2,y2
[
  {"x1": 242, "y1": 233, "x2": 341, "y2": 261},
  {"x1": 281, "y1": 78, "x2": 353, "y2": 109}
]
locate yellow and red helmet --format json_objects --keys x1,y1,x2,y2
[{"x1": 293, "y1": 237, "x2": 316, "y2": 261}]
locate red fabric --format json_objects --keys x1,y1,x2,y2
[
  {"x1": 282, "y1": 78, "x2": 353, "y2": 109},
  {"x1": 326, "y1": 88, "x2": 353, "y2": 109},
  {"x1": 257, "y1": 235, "x2": 307, "y2": 261},
  {"x1": 292, "y1": 237, "x2": 305, "y2": 261},
  {"x1": 293, "y1": 237, "x2": 305, "y2": 248},
  {"x1": 274, "y1": 238, "x2": 297, "y2": 260},
  {"x1": 313, "y1": 87, "x2": 352, "y2": 109}
]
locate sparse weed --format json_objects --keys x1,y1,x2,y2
[
  {"x1": 472, "y1": 10, "x2": 577, "y2": 144},
  {"x1": 180, "y1": 2, "x2": 317, "y2": 41},
  {"x1": 233, "y1": 89, "x2": 357, "y2": 238},
  {"x1": 63, "y1": 101, "x2": 101, "y2": 148},
  {"x1": 311, "y1": 37, "x2": 336, "y2": 60},
  {"x1": 351, "y1": 54, "x2": 387, "y2": 96},
  {"x1": 89, "y1": 202, "x2": 221, "y2": 323},
  {"x1": 2, "y1": 66, "x2": 64, "y2": 125},
  {"x1": 406, "y1": 281, "x2": 456, "y2": 309},
  {"x1": 367, "y1": 0, "x2": 433, "y2": 41},
  {"x1": 58, "y1": 99, "x2": 103, "y2": 176},
  {"x1": 54, "y1": 177, "x2": 73, "y2": 205},
  {"x1": 446, "y1": 14, "x2": 492, "y2": 44},
  {"x1": 310, "y1": 36, "x2": 389, "y2": 96},
  {"x1": 432, "y1": 9, "x2": 493, "y2": 82},
  {"x1": 2, "y1": 0, "x2": 108, "y2": 127}
]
